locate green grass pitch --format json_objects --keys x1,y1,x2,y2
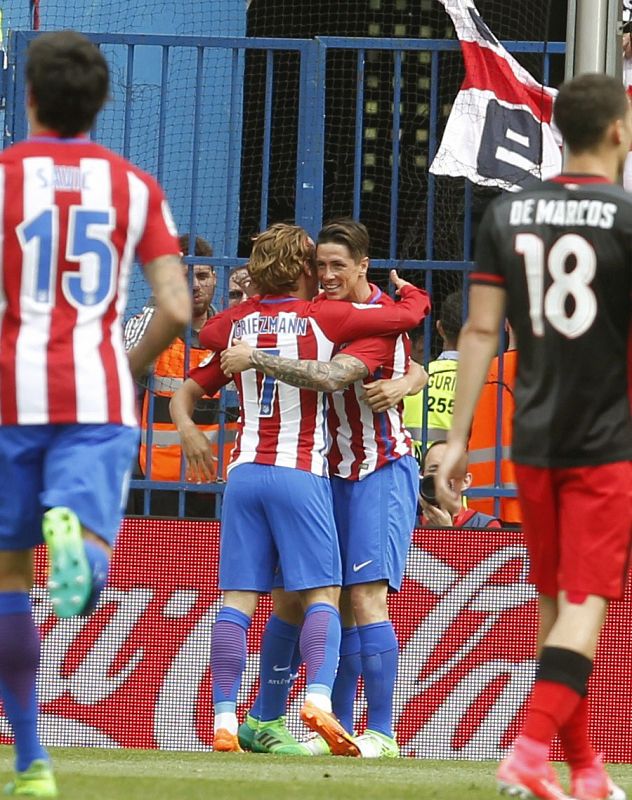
[{"x1": 0, "y1": 747, "x2": 630, "y2": 800}]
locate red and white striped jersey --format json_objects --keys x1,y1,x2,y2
[
  {"x1": 325, "y1": 286, "x2": 413, "y2": 480},
  {"x1": 0, "y1": 134, "x2": 179, "y2": 427},
  {"x1": 191, "y1": 285, "x2": 429, "y2": 476}
]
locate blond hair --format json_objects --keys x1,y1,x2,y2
[{"x1": 248, "y1": 223, "x2": 315, "y2": 295}]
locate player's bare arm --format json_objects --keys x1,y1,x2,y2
[
  {"x1": 363, "y1": 360, "x2": 428, "y2": 413},
  {"x1": 220, "y1": 339, "x2": 369, "y2": 392},
  {"x1": 127, "y1": 254, "x2": 192, "y2": 379},
  {"x1": 435, "y1": 284, "x2": 506, "y2": 509},
  {"x1": 169, "y1": 377, "x2": 216, "y2": 483}
]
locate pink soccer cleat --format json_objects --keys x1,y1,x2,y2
[
  {"x1": 571, "y1": 755, "x2": 626, "y2": 800},
  {"x1": 497, "y1": 750, "x2": 574, "y2": 799}
]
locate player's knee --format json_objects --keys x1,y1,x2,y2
[
  {"x1": 349, "y1": 582, "x2": 388, "y2": 623},
  {"x1": 223, "y1": 590, "x2": 258, "y2": 618},
  {"x1": 299, "y1": 585, "x2": 340, "y2": 609},
  {"x1": 271, "y1": 589, "x2": 303, "y2": 625},
  {"x1": 0, "y1": 550, "x2": 34, "y2": 592}
]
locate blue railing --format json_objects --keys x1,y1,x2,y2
[{"x1": 2, "y1": 32, "x2": 565, "y2": 518}]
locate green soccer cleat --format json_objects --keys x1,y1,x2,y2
[
  {"x1": 237, "y1": 713, "x2": 259, "y2": 752},
  {"x1": 303, "y1": 732, "x2": 332, "y2": 756},
  {"x1": 3, "y1": 759, "x2": 58, "y2": 797},
  {"x1": 42, "y1": 507, "x2": 92, "y2": 619},
  {"x1": 253, "y1": 718, "x2": 311, "y2": 756},
  {"x1": 354, "y1": 729, "x2": 400, "y2": 758}
]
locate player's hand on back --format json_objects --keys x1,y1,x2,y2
[
  {"x1": 220, "y1": 338, "x2": 254, "y2": 377},
  {"x1": 180, "y1": 425, "x2": 217, "y2": 483},
  {"x1": 362, "y1": 377, "x2": 409, "y2": 412}
]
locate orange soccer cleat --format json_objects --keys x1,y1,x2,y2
[
  {"x1": 300, "y1": 701, "x2": 360, "y2": 758},
  {"x1": 213, "y1": 728, "x2": 244, "y2": 753}
]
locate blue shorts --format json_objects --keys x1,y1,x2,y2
[
  {"x1": 0, "y1": 424, "x2": 139, "y2": 550},
  {"x1": 331, "y1": 455, "x2": 419, "y2": 592},
  {"x1": 219, "y1": 463, "x2": 342, "y2": 593}
]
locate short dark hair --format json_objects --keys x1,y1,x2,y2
[
  {"x1": 554, "y1": 73, "x2": 630, "y2": 153},
  {"x1": 26, "y1": 31, "x2": 109, "y2": 138},
  {"x1": 440, "y1": 290, "x2": 463, "y2": 343},
  {"x1": 420, "y1": 440, "x2": 447, "y2": 473},
  {"x1": 179, "y1": 234, "x2": 213, "y2": 258},
  {"x1": 317, "y1": 219, "x2": 370, "y2": 262}
]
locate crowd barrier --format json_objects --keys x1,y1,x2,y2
[{"x1": 2, "y1": 519, "x2": 630, "y2": 761}]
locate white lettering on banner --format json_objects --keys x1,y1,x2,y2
[
  {"x1": 9, "y1": 523, "x2": 626, "y2": 761},
  {"x1": 406, "y1": 660, "x2": 536, "y2": 759},
  {"x1": 35, "y1": 587, "x2": 152, "y2": 705},
  {"x1": 21, "y1": 544, "x2": 539, "y2": 754},
  {"x1": 394, "y1": 544, "x2": 536, "y2": 758},
  {"x1": 152, "y1": 598, "x2": 219, "y2": 750}
]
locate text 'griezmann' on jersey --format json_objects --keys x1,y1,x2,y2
[{"x1": 189, "y1": 285, "x2": 429, "y2": 477}]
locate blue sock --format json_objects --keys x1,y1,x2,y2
[
  {"x1": 300, "y1": 603, "x2": 341, "y2": 698},
  {"x1": 81, "y1": 540, "x2": 110, "y2": 616},
  {"x1": 250, "y1": 637, "x2": 302, "y2": 721},
  {"x1": 0, "y1": 593, "x2": 47, "y2": 772},
  {"x1": 258, "y1": 615, "x2": 301, "y2": 722},
  {"x1": 358, "y1": 621, "x2": 399, "y2": 738},
  {"x1": 332, "y1": 626, "x2": 361, "y2": 732},
  {"x1": 211, "y1": 606, "x2": 251, "y2": 714}
]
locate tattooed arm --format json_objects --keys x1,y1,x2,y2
[{"x1": 220, "y1": 338, "x2": 368, "y2": 392}]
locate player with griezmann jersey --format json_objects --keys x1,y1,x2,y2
[
  {"x1": 437, "y1": 73, "x2": 632, "y2": 800},
  {"x1": 222, "y1": 220, "x2": 425, "y2": 757},
  {"x1": 0, "y1": 32, "x2": 190, "y2": 796},
  {"x1": 170, "y1": 223, "x2": 429, "y2": 756}
]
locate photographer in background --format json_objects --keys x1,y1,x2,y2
[{"x1": 419, "y1": 440, "x2": 501, "y2": 529}]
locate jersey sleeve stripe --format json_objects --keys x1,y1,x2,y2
[{"x1": 469, "y1": 272, "x2": 505, "y2": 286}]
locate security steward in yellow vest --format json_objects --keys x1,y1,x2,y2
[{"x1": 404, "y1": 290, "x2": 463, "y2": 464}]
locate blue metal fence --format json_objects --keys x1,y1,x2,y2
[{"x1": 1, "y1": 32, "x2": 565, "y2": 518}]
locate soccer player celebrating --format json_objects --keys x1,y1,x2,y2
[
  {"x1": 222, "y1": 220, "x2": 425, "y2": 757},
  {"x1": 436, "y1": 73, "x2": 632, "y2": 800},
  {"x1": 0, "y1": 32, "x2": 190, "y2": 796},
  {"x1": 170, "y1": 223, "x2": 429, "y2": 756}
]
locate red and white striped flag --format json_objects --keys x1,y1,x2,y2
[{"x1": 430, "y1": 0, "x2": 562, "y2": 192}]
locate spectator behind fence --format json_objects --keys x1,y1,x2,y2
[
  {"x1": 227, "y1": 266, "x2": 255, "y2": 307},
  {"x1": 468, "y1": 323, "x2": 521, "y2": 525},
  {"x1": 124, "y1": 233, "x2": 237, "y2": 518},
  {"x1": 403, "y1": 290, "x2": 463, "y2": 457},
  {"x1": 419, "y1": 441, "x2": 501, "y2": 529}
]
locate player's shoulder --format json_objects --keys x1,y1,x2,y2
[
  {"x1": 207, "y1": 296, "x2": 262, "y2": 328},
  {"x1": 372, "y1": 286, "x2": 394, "y2": 305},
  {"x1": 102, "y1": 147, "x2": 162, "y2": 191},
  {"x1": 229, "y1": 296, "x2": 262, "y2": 321},
  {"x1": 483, "y1": 177, "x2": 632, "y2": 229},
  {"x1": 0, "y1": 140, "x2": 24, "y2": 164},
  {"x1": 0, "y1": 138, "x2": 44, "y2": 168}
]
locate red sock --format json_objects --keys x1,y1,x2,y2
[
  {"x1": 558, "y1": 695, "x2": 596, "y2": 770},
  {"x1": 521, "y1": 679, "x2": 583, "y2": 746}
]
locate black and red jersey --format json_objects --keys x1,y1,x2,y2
[{"x1": 472, "y1": 174, "x2": 632, "y2": 467}]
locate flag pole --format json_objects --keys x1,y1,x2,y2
[{"x1": 566, "y1": 0, "x2": 622, "y2": 76}]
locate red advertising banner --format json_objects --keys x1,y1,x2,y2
[{"x1": 1, "y1": 519, "x2": 630, "y2": 761}]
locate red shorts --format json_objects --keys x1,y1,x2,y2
[{"x1": 515, "y1": 461, "x2": 632, "y2": 600}]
